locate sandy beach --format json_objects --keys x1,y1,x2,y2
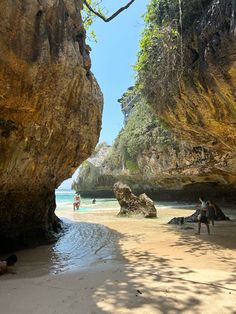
[{"x1": 0, "y1": 204, "x2": 236, "y2": 314}]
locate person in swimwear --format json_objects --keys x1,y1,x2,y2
[{"x1": 73, "y1": 193, "x2": 81, "y2": 211}]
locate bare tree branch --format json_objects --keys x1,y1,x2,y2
[{"x1": 83, "y1": 0, "x2": 136, "y2": 22}]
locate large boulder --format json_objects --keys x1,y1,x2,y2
[
  {"x1": 168, "y1": 204, "x2": 230, "y2": 224},
  {"x1": 114, "y1": 182, "x2": 157, "y2": 218},
  {"x1": 0, "y1": 0, "x2": 103, "y2": 250}
]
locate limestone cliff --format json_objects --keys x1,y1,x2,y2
[
  {"x1": 163, "y1": 0, "x2": 236, "y2": 152},
  {"x1": 137, "y1": 0, "x2": 236, "y2": 153},
  {"x1": 75, "y1": 0, "x2": 236, "y2": 201},
  {"x1": 0, "y1": 0, "x2": 103, "y2": 250},
  {"x1": 75, "y1": 98, "x2": 236, "y2": 201},
  {"x1": 72, "y1": 143, "x2": 114, "y2": 192}
]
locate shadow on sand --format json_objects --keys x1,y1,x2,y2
[{"x1": 1, "y1": 218, "x2": 236, "y2": 314}]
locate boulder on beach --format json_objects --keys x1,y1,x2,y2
[
  {"x1": 168, "y1": 204, "x2": 230, "y2": 224},
  {"x1": 114, "y1": 182, "x2": 157, "y2": 218}
]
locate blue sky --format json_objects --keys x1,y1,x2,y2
[
  {"x1": 59, "y1": 0, "x2": 149, "y2": 189},
  {"x1": 89, "y1": 0, "x2": 149, "y2": 144}
]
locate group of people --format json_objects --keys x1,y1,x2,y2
[{"x1": 197, "y1": 196, "x2": 218, "y2": 235}]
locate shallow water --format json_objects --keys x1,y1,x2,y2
[
  {"x1": 55, "y1": 189, "x2": 197, "y2": 213},
  {"x1": 56, "y1": 189, "x2": 119, "y2": 212},
  {"x1": 6, "y1": 219, "x2": 121, "y2": 278}
]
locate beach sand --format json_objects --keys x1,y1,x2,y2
[{"x1": 0, "y1": 205, "x2": 236, "y2": 314}]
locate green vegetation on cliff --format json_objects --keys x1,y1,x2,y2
[
  {"x1": 104, "y1": 94, "x2": 170, "y2": 173},
  {"x1": 74, "y1": 87, "x2": 172, "y2": 187},
  {"x1": 135, "y1": 0, "x2": 210, "y2": 109},
  {"x1": 118, "y1": 101, "x2": 159, "y2": 157},
  {"x1": 73, "y1": 0, "x2": 236, "y2": 197}
]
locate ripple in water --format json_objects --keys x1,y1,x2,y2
[
  {"x1": 12, "y1": 219, "x2": 120, "y2": 278},
  {"x1": 51, "y1": 219, "x2": 120, "y2": 274}
]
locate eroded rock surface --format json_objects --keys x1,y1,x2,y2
[
  {"x1": 73, "y1": 1, "x2": 236, "y2": 202},
  {"x1": 74, "y1": 101, "x2": 236, "y2": 201},
  {"x1": 114, "y1": 182, "x2": 157, "y2": 218},
  {"x1": 0, "y1": 0, "x2": 103, "y2": 250},
  {"x1": 141, "y1": 0, "x2": 236, "y2": 152}
]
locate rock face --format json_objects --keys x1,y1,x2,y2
[
  {"x1": 159, "y1": 0, "x2": 236, "y2": 152},
  {"x1": 0, "y1": 0, "x2": 103, "y2": 250},
  {"x1": 114, "y1": 182, "x2": 157, "y2": 218},
  {"x1": 139, "y1": 0, "x2": 236, "y2": 153},
  {"x1": 141, "y1": 0, "x2": 236, "y2": 197},
  {"x1": 72, "y1": 143, "x2": 115, "y2": 194},
  {"x1": 74, "y1": 100, "x2": 236, "y2": 201},
  {"x1": 74, "y1": 1, "x2": 236, "y2": 202}
]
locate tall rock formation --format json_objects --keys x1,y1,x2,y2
[
  {"x1": 114, "y1": 182, "x2": 157, "y2": 218},
  {"x1": 75, "y1": 97, "x2": 236, "y2": 201},
  {"x1": 137, "y1": 0, "x2": 236, "y2": 162},
  {"x1": 158, "y1": 0, "x2": 236, "y2": 152},
  {"x1": 72, "y1": 143, "x2": 114, "y2": 195},
  {"x1": 0, "y1": 0, "x2": 103, "y2": 250},
  {"x1": 74, "y1": 1, "x2": 236, "y2": 202},
  {"x1": 138, "y1": 0, "x2": 236, "y2": 198}
]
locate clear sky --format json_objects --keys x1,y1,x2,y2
[
  {"x1": 89, "y1": 0, "x2": 149, "y2": 144},
  {"x1": 59, "y1": 0, "x2": 149, "y2": 189}
]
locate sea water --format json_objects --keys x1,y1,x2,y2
[
  {"x1": 9, "y1": 191, "x2": 120, "y2": 277},
  {"x1": 55, "y1": 189, "x2": 119, "y2": 212},
  {"x1": 55, "y1": 190, "x2": 197, "y2": 213},
  {"x1": 7, "y1": 192, "x2": 200, "y2": 277}
]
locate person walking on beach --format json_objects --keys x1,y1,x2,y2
[
  {"x1": 196, "y1": 196, "x2": 210, "y2": 235},
  {"x1": 73, "y1": 193, "x2": 81, "y2": 211},
  {"x1": 207, "y1": 200, "x2": 217, "y2": 226}
]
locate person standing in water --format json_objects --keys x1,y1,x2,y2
[
  {"x1": 196, "y1": 196, "x2": 210, "y2": 235},
  {"x1": 92, "y1": 199, "x2": 96, "y2": 204},
  {"x1": 73, "y1": 193, "x2": 81, "y2": 211}
]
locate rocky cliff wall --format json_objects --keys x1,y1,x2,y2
[
  {"x1": 75, "y1": 99, "x2": 236, "y2": 202},
  {"x1": 0, "y1": 0, "x2": 103, "y2": 250},
  {"x1": 73, "y1": 0, "x2": 236, "y2": 203},
  {"x1": 162, "y1": 0, "x2": 236, "y2": 152},
  {"x1": 139, "y1": 0, "x2": 236, "y2": 152},
  {"x1": 76, "y1": 141, "x2": 236, "y2": 201}
]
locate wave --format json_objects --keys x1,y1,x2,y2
[
  {"x1": 56, "y1": 190, "x2": 74, "y2": 195},
  {"x1": 56, "y1": 202, "x2": 72, "y2": 206}
]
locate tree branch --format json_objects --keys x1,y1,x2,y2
[{"x1": 83, "y1": 0, "x2": 136, "y2": 22}]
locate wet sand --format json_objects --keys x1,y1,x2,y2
[{"x1": 0, "y1": 205, "x2": 236, "y2": 314}]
